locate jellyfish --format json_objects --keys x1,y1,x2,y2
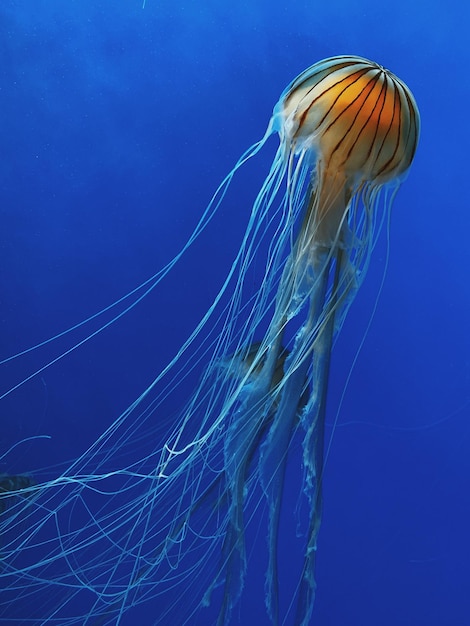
[{"x1": 0, "y1": 56, "x2": 419, "y2": 625}]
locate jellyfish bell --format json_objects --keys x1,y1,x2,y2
[
  {"x1": 274, "y1": 55, "x2": 419, "y2": 246},
  {"x1": 0, "y1": 56, "x2": 419, "y2": 625}
]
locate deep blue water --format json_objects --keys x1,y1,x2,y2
[{"x1": 1, "y1": 1, "x2": 469, "y2": 625}]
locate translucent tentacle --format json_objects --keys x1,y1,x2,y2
[
  {"x1": 259, "y1": 339, "x2": 309, "y2": 625},
  {"x1": 259, "y1": 239, "x2": 333, "y2": 623},
  {"x1": 210, "y1": 333, "x2": 286, "y2": 624}
]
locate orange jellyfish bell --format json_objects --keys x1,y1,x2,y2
[{"x1": 275, "y1": 55, "x2": 420, "y2": 244}]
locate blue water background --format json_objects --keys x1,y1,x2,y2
[{"x1": 1, "y1": 1, "x2": 469, "y2": 624}]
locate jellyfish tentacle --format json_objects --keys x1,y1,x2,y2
[
  {"x1": 214, "y1": 331, "x2": 286, "y2": 624},
  {"x1": 258, "y1": 229, "x2": 336, "y2": 623},
  {"x1": 259, "y1": 345, "x2": 310, "y2": 624},
  {"x1": 294, "y1": 248, "x2": 344, "y2": 625}
]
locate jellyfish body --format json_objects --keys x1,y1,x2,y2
[
  {"x1": 201, "y1": 55, "x2": 419, "y2": 625},
  {"x1": 0, "y1": 56, "x2": 419, "y2": 625}
]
